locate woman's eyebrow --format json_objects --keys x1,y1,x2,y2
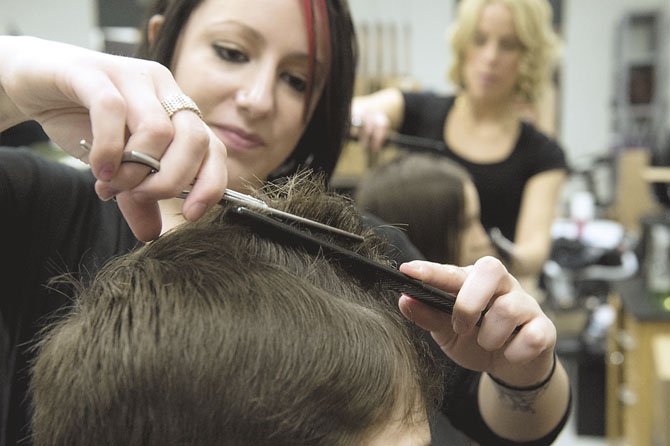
[
  {"x1": 284, "y1": 53, "x2": 327, "y2": 74},
  {"x1": 208, "y1": 20, "x2": 264, "y2": 45},
  {"x1": 208, "y1": 19, "x2": 327, "y2": 74}
]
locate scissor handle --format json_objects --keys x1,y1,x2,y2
[{"x1": 79, "y1": 139, "x2": 161, "y2": 173}]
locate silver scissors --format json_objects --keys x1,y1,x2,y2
[
  {"x1": 79, "y1": 140, "x2": 161, "y2": 172},
  {"x1": 180, "y1": 189, "x2": 364, "y2": 242},
  {"x1": 79, "y1": 139, "x2": 364, "y2": 243}
]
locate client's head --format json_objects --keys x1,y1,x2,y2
[
  {"x1": 30, "y1": 174, "x2": 439, "y2": 446},
  {"x1": 356, "y1": 154, "x2": 493, "y2": 265}
]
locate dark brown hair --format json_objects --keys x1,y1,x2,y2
[
  {"x1": 355, "y1": 154, "x2": 470, "y2": 264},
  {"x1": 31, "y1": 174, "x2": 440, "y2": 446},
  {"x1": 135, "y1": 0, "x2": 357, "y2": 181}
]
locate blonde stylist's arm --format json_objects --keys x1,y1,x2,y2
[
  {"x1": 506, "y1": 169, "x2": 566, "y2": 278},
  {"x1": 0, "y1": 35, "x2": 227, "y2": 241}
]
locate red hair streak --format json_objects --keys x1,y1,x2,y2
[
  {"x1": 316, "y1": 0, "x2": 331, "y2": 67},
  {"x1": 302, "y1": 0, "x2": 330, "y2": 121}
]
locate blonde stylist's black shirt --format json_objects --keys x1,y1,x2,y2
[{"x1": 400, "y1": 93, "x2": 567, "y2": 242}]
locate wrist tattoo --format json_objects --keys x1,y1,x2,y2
[
  {"x1": 487, "y1": 352, "x2": 557, "y2": 414},
  {"x1": 492, "y1": 385, "x2": 547, "y2": 413}
]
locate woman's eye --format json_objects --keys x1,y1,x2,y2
[
  {"x1": 281, "y1": 73, "x2": 307, "y2": 93},
  {"x1": 500, "y1": 40, "x2": 522, "y2": 52},
  {"x1": 472, "y1": 34, "x2": 486, "y2": 46},
  {"x1": 213, "y1": 45, "x2": 248, "y2": 63}
]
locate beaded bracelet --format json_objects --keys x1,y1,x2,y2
[{"x1": 488, "y1": 352, "x2": 557, "y2": 392}]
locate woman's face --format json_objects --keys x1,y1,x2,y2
[
  {"x1": 462, "y1": 1, "x2": 523, "y2": 103},
  {"x1": 170, "y1": 0, "x2": 327, "y2": 190},
  {"x1": 458, "y1": 181, "x2": 494, "y2": 265}
]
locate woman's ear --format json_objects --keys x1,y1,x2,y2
[{"x1": 147, "y1": 14, "x2": 166, "y2": 45}]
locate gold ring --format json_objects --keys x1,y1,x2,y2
[{"x1": 160, "y1": 94, "x2": 203, "y2": 119}]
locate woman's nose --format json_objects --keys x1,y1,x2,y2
[
  {"x1": 482, "y1": 42, "x2": 499, "y2": 61},
  {"x1": 235, "y1": 69, "x2": 275, "y2": 118}
]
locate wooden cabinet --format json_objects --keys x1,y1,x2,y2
[
  {"x1": 652, "y1": 335, "x2": 670, "y2": 445},
  {"x1": 606, "y1": 279, "x2": 670, "y2": 446}
]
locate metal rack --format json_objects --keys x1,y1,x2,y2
[{"x1": 611, "y1": 10, "x2": 668, "y2": 149}]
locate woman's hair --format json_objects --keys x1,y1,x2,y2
[
  {"x1": 30, "y1": 174, "x2": 440, "y2": 446},
  {"x1": 135, "y1": 0, "x2": 357, "y2": 182},
  {"x1": 355, "y1": 154, "x2": 470, "y2": 264},
  {"x1": 447, "y1": 0, "x2": 560, "y2": 103}
]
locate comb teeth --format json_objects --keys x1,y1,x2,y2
[
  {"x1": 228, "y1": 206, "x2": 458, "y2": 314},
  {"x1": 380, "y1": 278, "x2": 456, "y2": 314}
]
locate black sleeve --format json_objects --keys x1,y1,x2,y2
[
  {"x1": 0, "y1": 148, "x2": 91, "y2": 316},
  {"x1": 0, "y1": 147, "x2": 135, "y2": 324},
  {"x1": 0, "y1": 148, "x2": 138, "y2": 446},
  {"x1": 0, "y1": 147, "x2": 103, "y2": 446},
  {"x1": 400, "y1": 92, "x2": 452, "y2": 141},
  {"x1": 446, "y1": 371, "x2": 573, "y2": 445},
  {"x1": 522, "y1": 123, "x2": 568, "y2": 176}
]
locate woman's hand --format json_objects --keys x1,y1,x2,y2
[
  {"x1": 350, "y1": 88, "x2": 404, "y2": 151},
  {"x1": 350, "y1": 107, "x2": 392, "y2": 151},
  {"x1": 0, "y1": 36, "x2": 227, "y2": 241},
  {"x1": 398, "y1": 256, "x2": 556, "y2": 387}
]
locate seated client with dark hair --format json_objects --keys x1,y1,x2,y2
[
  {"x1": 30, "y1": 175, "x2": 439, "y2": 446},
  {"x1": 356, "y1": 153, "x2": 495, "y2": 266}
]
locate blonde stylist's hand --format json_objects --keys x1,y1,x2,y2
[
  {"x1": 398, "y1": 257, "x2": 556, "y2": 388},
  {"x1": 350, "y1": 106, "x2": 392, "y2": 151},
  {"x1": 0, "y1": 36, "x2": 227, "y2": 242}
]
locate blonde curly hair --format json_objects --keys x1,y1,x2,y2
[{"x1": 447, "y1": 0, "x2": 560, "y2": 104}]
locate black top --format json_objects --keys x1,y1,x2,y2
[
  {"x1": 0, "y1": 148, "x2": 140, "y2": 445},
  {"x1": 400, "y1": 92, "x2": 567, "y2": 241},
  {"x1": 0, "y1": 148, "x2": 567, "y2": 445}
]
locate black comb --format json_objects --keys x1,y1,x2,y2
[{"x1": 229, "y1": 206, "x2": 458, "y2": 314}]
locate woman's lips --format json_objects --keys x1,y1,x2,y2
[
  {"x1": 214, "y1": 125, "x2": 265, "y2": 151},
  {"x1": 478, "y1": 73, "x2": 495, "y2": 85}
]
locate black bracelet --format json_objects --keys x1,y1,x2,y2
[{"x1": 488, "y1": 352, "x2": 557, "y2": 392}]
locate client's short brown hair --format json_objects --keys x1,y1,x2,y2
[
  {"x1": 30, "y1": 174, "x2": 440, "y2": 446},
  {"x1": 356, "y1": 154, "x2": 471, "y2": 264}
]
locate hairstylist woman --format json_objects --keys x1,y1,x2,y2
[{"x1": 1, "y1": 3, "x2": 353, "y2": 443}]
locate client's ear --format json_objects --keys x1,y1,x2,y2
[{"x1": 147, "y1": 14, "x2": 166, "y2": 44}]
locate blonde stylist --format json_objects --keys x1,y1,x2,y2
[{"x1": 352, "y1": 0, "x2": 567, "y2": 280}]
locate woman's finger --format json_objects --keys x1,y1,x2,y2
[
  {"x1": 398, "y1": 294, "x2": 453, "y2": 333},
  {"x1": 502, "y1": 315, "x2": 556, "y2": 364},
  {"x1": 476, "y1": 291, "x2": 537, "y2": 351},
  {"x1": 100, "y1": 64, "x2": 176, "y2": 192},
  {"x1": 71, "y1": 69, "x2": 129, "y2": 181},
  {"x1": 454, "y1": 256, "x2": 515, "y2": 333},
  {"x1": 369, "y1": 113, "x2": 390, "y2": 150},
  {"x1": 399, "y1": 260, "x2": 469, "y2": 293},
  {"x1": 180, "y1": 128, "x2": 228, "y2": 221},
  {"x1": 398, "y1": 294, "x2": 458, "y2": 349},
  {"x1": 113, "y1": 191, "x2": 163, "y2": 242}
]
